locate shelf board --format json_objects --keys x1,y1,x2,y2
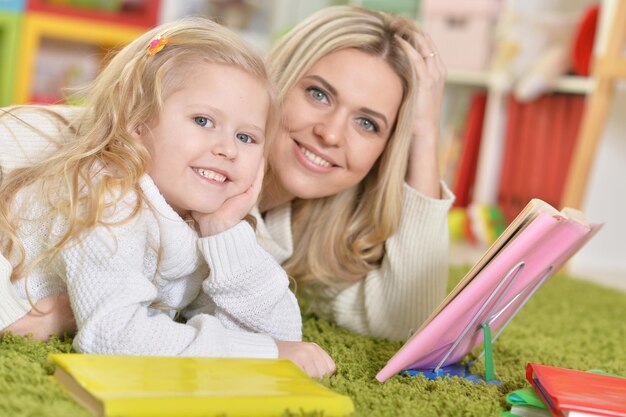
[
  {"x1": 446, "y1": 70, "x2": 490, "y2": 87},
  {"x1": 446, "y1": 70, "x2": 595, "y2": 94}
]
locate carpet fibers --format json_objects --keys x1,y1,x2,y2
[{"x1": 1, "y1": 266, "x2": 625, "y2": 417}]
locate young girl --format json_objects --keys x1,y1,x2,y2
[{"x1": 0, "y1": 18, "x2": 334, "y2": 378}]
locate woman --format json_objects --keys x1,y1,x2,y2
[
  {"x1": 1, "y1": 6, "x2": 452, "y2": 344},
  {"x1": 254, "y1": 6, "x2": 453, "y2": 341}
]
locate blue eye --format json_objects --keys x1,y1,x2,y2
[
  {"x1": 236, "y1": 133, "x2": 254, "y2": 144},
  {"x1": 357, "y1": 117, "x2": 379, "y2": 133},
  {"x1": 194, "y1": 116, "x2": 214, "y2": 127},
  {"x1": 306, "y1": 87, "x2": 329, "y2": 104}
]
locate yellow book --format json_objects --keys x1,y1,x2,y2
[{"x1": 48, "y1": 354, "x2": 354, "y2": 417}]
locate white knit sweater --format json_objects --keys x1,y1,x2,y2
[
  {"x1": 1, "y1": 109, "x2": 301, "y2": 357},
  {"x1": 1, "y1": 105, "x2": 453, "y2": 343},
  {"x1": 252, "y1": 181, "x2": 454, "y2": 341}
]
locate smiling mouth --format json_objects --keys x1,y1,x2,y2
[
  {"x1": 193, "y1": 167, "x2": 227, "y2": 183},
  {"x1": 297, "y1": 144, "x2": 333, "y2": 168}
]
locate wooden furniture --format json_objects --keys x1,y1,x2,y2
[
  {"x1": 14, "y1": 11, "x2": 144, "y2": 104},
  {"x1": 562, "y1": 0, "x2": 626, "y2": 209}
]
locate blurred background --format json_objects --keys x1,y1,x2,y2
[{"x1": 0, "y1": 0, "x2": 624, "y2": 291}]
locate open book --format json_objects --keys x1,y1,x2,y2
[
  {"x1": 49, "y1": 354, "x2": 354, "y2": 417},
  {"x1": 376, "y1": 199, "x2": 602, "y2": 382}
]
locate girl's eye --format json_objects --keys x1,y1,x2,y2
[
  {"x1": 306, "y1": 87, "x2": 329, "y2": 104},
  {"x1": 194, "y1": 116, "x2": 214, "y2": 128},
  {"x1": 236, "y1": 133, "x2": 254, "y2": 144},
  {"x1": 357, "y1": 117, "x2": 379, "y2": 133}
]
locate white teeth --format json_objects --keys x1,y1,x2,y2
[
  {"x1": 194, "y1": 168, "x2": 226, "y2": 183},
  {"x1": 299, "y1": 145, "x2": 331, "y2": 167}
]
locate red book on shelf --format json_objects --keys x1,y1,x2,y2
[
  {"x1": 531, "y1": 95, "x2": 551, "y2": 205},
  {"x1": 509, "y1": 97, "x2": 534, "y2": 221},
  {"x1": 498, "y1": 95, "x2": 521, "y2": 222},
  {"x1": 26, "y1": 0, "x2": 159, "y2": 28},
  {"x1": 452, "y1": 91, "x2": 487, "y2": 207},
  {"x1": 545, "y1": 94, "x2": 568, "y2": 207},
  {"x1": 526, "y1": 363, "x2": 626, "y2": 417},
  {"x1": 555, "y1": 95, "x2": 585, "y2": 205}
]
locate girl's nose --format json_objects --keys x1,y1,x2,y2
[{"x1": 212, "y1": 137, "x2": 238, "y2": 160}]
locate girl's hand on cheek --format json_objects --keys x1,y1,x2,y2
[{"x1": 192, "y1": 159, "x2": 264, "y2": 237}]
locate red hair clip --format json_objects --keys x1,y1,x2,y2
[{"x1": 147, "y1": 36, "x2": 169, "y2": 56}]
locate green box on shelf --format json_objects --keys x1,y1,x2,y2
[
  {"x1": 0, "y1": 12, "x2": 20, "y2": 106},
  {"x1": 361, "y1": 0, "x2": 420, "y2": 18}
]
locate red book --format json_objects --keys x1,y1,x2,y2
[
  {"x1": 498, "y1": 95, "x2": 521, "y2": 223},
  {"x1": 546, "y1": 94, "x2": 568, "y2": 207},
  {"x1": 526, "y1": 363, "x2": 626, "y2": 417},
  {"x1": 452, "y1": 91, "x2": 487, "y2": 207},
  {"x1": 510, "y1": 98, "x2": 533, "y2": 221},
  {"x1": 528, "y1": 95, "x2": 551, "y2": 205}
]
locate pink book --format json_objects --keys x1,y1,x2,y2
[{"x1": 376, "y1": 199, "x2": 601, "y2": 382}]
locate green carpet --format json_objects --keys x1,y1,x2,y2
[{"x1": 1, "y1": 266, "x2": 625, "y2": 417}]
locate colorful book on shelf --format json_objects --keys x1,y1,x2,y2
[
  {"x1": 48, "y1": 354, "x2": 354, "y2": 417},
  {"x1": 526, "y1": 363, "x2": 626, "y2": 417},
  {"x1": 498, "y1": 95, "x2": 521, "y2": 222},
  {"x1": 376, "y1": 198, "x2": 602, "y2": 382},
  {"x1": 452, "y1": 91, "x2": 487, "y2": 207},
  {"x1": 498, "y1": 94, "x2": 586, "y2": 223}
]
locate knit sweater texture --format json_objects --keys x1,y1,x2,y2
[
  {"x1": 1, "y1": 105, "x2": 454, "y2": 343},
  {"x1": 1, "y1": 107, "x2": 301, "y2": 357},
  {"x1": 252, "y1": 181, "x2": 453, "y2": 341}
]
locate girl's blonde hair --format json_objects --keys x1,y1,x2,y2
[
  {"x1": 266, "y1": 6, "x2": 421, "y2": 288},
  {"x1": 0, "y1": 17, "x2": 278, "y2": 282}
]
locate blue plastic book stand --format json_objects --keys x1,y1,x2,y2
[{"x1": 404, "y1": 261, "x2": 554, "y2": 385}]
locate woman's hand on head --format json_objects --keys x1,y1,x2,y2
[
  {"x1": 192, "y1": 159, "x2": 264, "y2": 237},
  {"x1": 276, "y1": 340, "x2": 336, "y2": 379},
  {"x1": 396, "y1": 32, "x2": 446, "y2": 198}
]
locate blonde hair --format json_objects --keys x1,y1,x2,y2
[
  {"x1": 0, "y1": 17, "x2": 277, "y2": 282},
  {"x1": 266, "y1": 6, "x2": 421, "y2": 287}
]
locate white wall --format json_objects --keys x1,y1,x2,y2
[{"x1": 570, "y1": 84, "x2": 626, "y2": 291}]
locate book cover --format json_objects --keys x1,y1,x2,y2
[
  {"x1": 49, "y1": 354, "x2": 354, "y2": 417},
  {"x1": 376, "y1": 199, "x2": 601, "y2": 382},
  {"x1": 526, "y1": 363, "x2": 626, "y2": 417}
]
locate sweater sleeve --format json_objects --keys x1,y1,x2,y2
[
  {"x1": 197, "y1": 221, "x2": 302, "y2": 342},
  {"x1": 0, "y1": 253, "x2": 32, "y2": 330},
  {"x1": 61, "y1": 211, "x2": 278, "y2": 359},
  {"x1": 328, "y1": 181, "x2": 454, "y2": 341}
]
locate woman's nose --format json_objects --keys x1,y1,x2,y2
[{"x1": 313, "y1": 111, "x2": 345, "y2": 146}]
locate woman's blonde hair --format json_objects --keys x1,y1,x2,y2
[
  {"x1": 0, "y1": 16, "x2": 277, "y2": 282},
  {"x1": 266, "y1": 6, "x2": 421, "y2": 288}
]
